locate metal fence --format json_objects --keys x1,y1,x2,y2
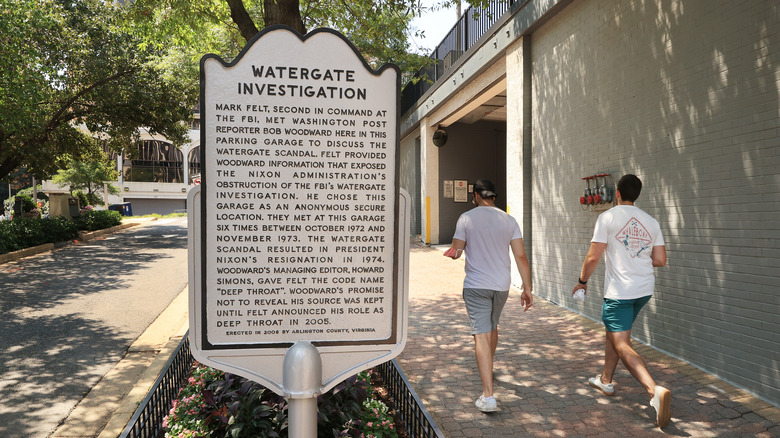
[
  {"x1": 377, "y1": 359, "x2": 446, "y2": 438},
  {"x1": 120, "y1": 333, "x2": 443, "y2": 438},
  {"x1": 401, "y1": 0, "x2": 527, "y2": 115},
  {"x1": 119, "y1": 335, "x2": 193, "y2": 438}
]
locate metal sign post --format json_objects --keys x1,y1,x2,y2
[{"x1": 189, "y1": 26, "x2": 408, "y2": 435}]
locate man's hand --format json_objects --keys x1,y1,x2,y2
[
  {"x1": 443, "y1": 247, "x2": 462, "y2": 259},
  {"x1": 572, "y1": 283, "x2": 588, "y2": 296},
  {"x1": 446, "y1": 238, "x2": 466, "y2": 259},
  {"x1": 520, "y1": 289, "x2": 533, "y2": 311}
]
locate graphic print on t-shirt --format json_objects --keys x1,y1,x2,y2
[{"x1": 615, "y1": 217, "x2": 652, "y2": 258}]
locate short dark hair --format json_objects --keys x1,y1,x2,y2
[
  {"x1": 617, "y1": 174, "x2": 642, "y2": 202},
  {"x1": 473, "y1": 179, "x2": 497, "y2": 199}
]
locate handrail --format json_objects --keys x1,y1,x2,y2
[{"x1": 401, "y1": 0, "x2": 523, "y2": 115}]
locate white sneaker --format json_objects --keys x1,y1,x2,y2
[
  {"x1": 588, "y1": 375, "x2": 615, "y2": 396},
  {"x1": 475, "y1": 395, "x2": 497, "y2": 412},
  {"x1": 650, "y1": 385, "x2": 671, "y2": 428}
]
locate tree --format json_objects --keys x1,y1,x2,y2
[
  {"x1": 0, "y1": 0, "x2": 194, "y2": 181},
  {"x1": 52, "y1": 157, "x2": 120, "y2": 204},
  {"x1": 129, "y1": 0, "x2": 490, "y2": 86}
]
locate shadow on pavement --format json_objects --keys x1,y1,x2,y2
[{"x1": 0, "y1": 222, "x2": 188, "y2": 436}]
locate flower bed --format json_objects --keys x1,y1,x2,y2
[{"x1": 164, "y1": 362, "x2": 400, "y2": 438}]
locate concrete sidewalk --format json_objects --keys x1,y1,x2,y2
[{"x1": 396, "y1": 242, "x2": 780, "y2": 437}]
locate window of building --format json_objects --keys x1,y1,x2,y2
[{"x1": 123, "y1": 140, "x2": 184, "y2": 183}]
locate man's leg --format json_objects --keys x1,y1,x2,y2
[
  {"x1": 474, "y1": 331, "x2": 495, "y2": 397},
  {"x1": 600, "y1": 330, "x2": 620, "y2": 385},
  {"x1": 605, "y1": 330, "x2": 656, "y2": 396},
  {"x1": 490, "y1": 328, "x2": 498, "y2": 358}
]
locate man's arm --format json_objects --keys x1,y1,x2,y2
[
  {"x1": 445, "y1": 238, "x2": 466, "y2": 259},
  {"x1": 573, "y1": 242, "x2": 606, "y2": 295},
  {"x1": 651, "y1": 245, "x2": 667, "y2": 267},
  {"x1": 510, "y1": 238, "x2": 533, "y2": 311}
]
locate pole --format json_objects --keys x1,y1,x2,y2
[{"x1": 283, "y1": 341, "x2": 322, "y2": 438}]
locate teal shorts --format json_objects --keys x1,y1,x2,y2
[{"x1": 601, "y1": 296, "x2": 652, "y2": 332}]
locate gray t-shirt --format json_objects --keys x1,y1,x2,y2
[{"x1": 453, "y1": 206, "x2": 522, "y2": 291}]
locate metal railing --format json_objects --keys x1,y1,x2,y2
[
  {"x1": 119, "y1": 335, "x2": 194, "y2": 438},
  {"x1": 401, "y1": 0, "x2": 523, "y2": 115},
  {"x1": 120, "y1": 333, "x2": 444, "y2": 438},
  {"x1": 377, "y1": 359, "x2": 445, "y2": 438}
]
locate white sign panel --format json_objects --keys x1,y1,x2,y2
[
  {"x1": 199, "y1": 27, "x2": 399, "y2": 350},
  {"x1": 454, "y1": 179, "x2": 469, "y2": 203}
]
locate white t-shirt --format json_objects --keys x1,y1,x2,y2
[
  {"x1": 453, "y1": 206, "x2": 523, "y2": 291},
  {"x1": 592, "y1": 205, "x2": 665, "y2": 299}
]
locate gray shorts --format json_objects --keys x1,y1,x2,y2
[{"x1": 462, "y1": 288, "x2": 509, "y2": 335}]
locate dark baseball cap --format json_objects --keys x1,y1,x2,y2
[{"x1": 474, "y1": 179, "x2": 496, "y2": 198}]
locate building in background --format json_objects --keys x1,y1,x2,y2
[{"x1": 42, "y1": 112, "x2": 201, "y2": 216}]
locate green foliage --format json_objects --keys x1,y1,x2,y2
[
  {"x1": 14, "y1": 194, "x2": 36, "y2": 212},
  {"x1": 52, "y1": 157, "x2": 119, "y2": 202},
  {"x1": 16, "y1": 185, "x2": 49, "y2": 203},
  {"x1": 128, "y1": 0, "x2": 438, "y2": 92},
  {"x1": 0, "y1": 209, "x2": 123, "y2": 254},
  {"x1": 73, "y1": 210, "x2": 122, "y2": 231},
  {"x1": 163, "y1": 363, "x2": 399, "y2": 438},
  {"x1": 0, "y1": 216, "x2": 78, "y2": 254},
  {"x1": 163, "y1": 363, "x2": 224, "y2": 436},
  {"x1": 0, "y1": 0, "x2": 193, "y2": 181},
  {"x1": 73, "y1": 191, "x2": 89, "y2": 209}
]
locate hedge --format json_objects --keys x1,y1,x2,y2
[{"x1": 0, "y1": 210, "x2": 122, "y2": 254}]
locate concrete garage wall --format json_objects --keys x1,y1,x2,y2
[
  {"x1": 437, "y1": 121, "x2": 506, "y2": 243},
  {"x1": 523, "y1": 0, "x2": 780, "y2": 405},
  {"x1": 124, "y1": 198, "x2": 186, "y2": 216}
]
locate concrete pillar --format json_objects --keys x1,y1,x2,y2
[
  {"x1": 420, "y1": 117, "x2": 440, "y2": 245},
  {"x1": 506, "y1": 36, "x2": 532, "y2": 286},
  {"x1": 182, "y1": 144, "x2": 190, "y2": 185}
]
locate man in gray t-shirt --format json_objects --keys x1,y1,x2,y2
[{"x1": 445, "y1": 179, "x2": 532, "y2": 413}]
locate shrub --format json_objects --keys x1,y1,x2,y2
[
  {"x1": 0, "y1": 217, "x2": 79, "y2": 254},
  {"x1": 0, "y1": 210, "x2": 122, "y2": 254},
  {"x1": 40, "y1": 216, "x2": 79, "y2": 242},
  {"x1": 73, "y1": 191, "x2": 89, "y2": 209},
  {"x1": 163, "y1": 364, "x2": 399, "y2": 438},
  {"x1": 73, "y1": 210, "x2": 122, "y2": 231},
  {"x1": 72, "y1": 190, "x2": 104, "y2": 208}
]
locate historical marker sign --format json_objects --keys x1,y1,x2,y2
[{"x1": 189, "y1": 26, "x2": 407, "y2": 396}]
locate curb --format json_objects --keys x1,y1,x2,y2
[
  {"x1": 52, "y1": 286, "x2": 190, "y2": 438},
  {"x1": 78, "y1": 222, "x2": 138, "y2": 242},
  {"x1": 0, "y1": 243, "x2": 56, "y2": 264}
]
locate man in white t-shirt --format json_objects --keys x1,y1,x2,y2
[
  {"x1": 573, "y1": 174, "x2": 671, "y2": 428},
  {"x1": 445, "y1": 179, "x2": 533, "y2": 413}
]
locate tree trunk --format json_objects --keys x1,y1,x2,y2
[
  {"x1": 226, "y1": 0, "x2": 260, "y2": 42},
  {"x1": 226, "y1": 0, "x2": 306, "y2": 43},
  {"x1": 263, "y1": 0, "x2": 306, "y2": 35}
]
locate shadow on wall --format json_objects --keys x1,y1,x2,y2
[{"x1": 526, "y1": 0, "x2": 779, "y2": 404}]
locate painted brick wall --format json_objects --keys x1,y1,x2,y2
[{"x1": 526, "y1": 0, "x2": 780, "y2": 405}]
